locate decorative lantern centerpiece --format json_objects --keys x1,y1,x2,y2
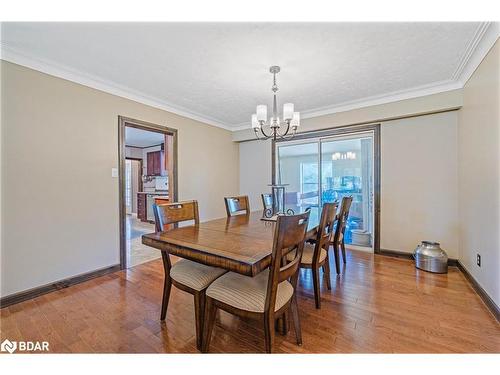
[{"x1": 262, "y1": 184, "x2": 295, "y2": 220}]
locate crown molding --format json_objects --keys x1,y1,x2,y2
[
  {"x1": 231, "y1": 79, "x2": 462, "y2": 131},
  {"x1": 452, "y1": 21, "x2": 499, "y2": 86},
  {"x1": 300, "y1": 80, "x2": 463, "y2": 120},
  {"x1": 0, "y1": 43, "x2": 234, "y2": 131}
]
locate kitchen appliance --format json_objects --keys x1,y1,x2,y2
[
  {"x1": 146, "y1": 194, "x2": 156, "y2": 221},
  {"x1": 413, "y1": 241, "x2": 448, "y2": 273}
]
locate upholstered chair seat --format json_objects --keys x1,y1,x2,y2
[
  {"x1": 206, "y1": 270, "x2": 294, "y2": 313},
  {"x1": 170, "y1": 259, "x2": 227, "y2": 291},
  {"x1": 286, "y1": 243, "x2": 327, "y2": 264}
]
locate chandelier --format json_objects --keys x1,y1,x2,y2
[
  {"x1": 251, "y1": 66, "x2": 300, "y2": 140},
  {"x1": 332, "y1": 151, "x2": 357, "y2": 161}
]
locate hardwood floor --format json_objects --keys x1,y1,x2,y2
[
  {"x1": 1, "y1": 250, "x2": 498, "y2": 353},
  {"x1": 126, "y1": 214, "x2": 160, "y2": 267}
]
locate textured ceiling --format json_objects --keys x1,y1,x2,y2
[
  {"x1": 1, "y1": 22, "x2": 484, "y2": 129},
  {"x1": 125, "y1": 127, "x2": 164, "y2": 148}
]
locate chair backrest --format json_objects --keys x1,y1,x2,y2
[
  {"x1": 332, "y1": 196, "x2": 353, "y2": 244},
  {"x1": 153, "y1": 200, "x2": 199, "y2": 232},
  {"x1": 311, "y1": 202, "x2": 339, "y2": 264},
  {"x1": 224, "y1": 195, "x2": 250, "y2": 217},
  {"x1": 265, "y1": 211, "x2": 310, "y2": 313},
  {"x1": 261, "y1": 193, "x2": 273, "y2": 209}
]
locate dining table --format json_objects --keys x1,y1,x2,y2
[{"x1": 142, "y1": 206, "x2": 320, "y2": 276}]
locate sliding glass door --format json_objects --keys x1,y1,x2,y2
[
  {"x1": 320, "y1": 134, "x2": 374, "y2": 248},
  {"x1": 276, "y1": 130, "x2": 375, "y2": 250}
]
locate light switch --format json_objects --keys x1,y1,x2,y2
[{"x1": 111, "y1": 168, "x2": 119, "y2": 178}]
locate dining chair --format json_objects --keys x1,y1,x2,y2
[
  {"x1": 224, "y1": 195, "x2": 250, "y2": 216},
  {"x1": 202, "y1": 211, "x2": 311, "y2": 353},
  {"x1": 153, "y1": 200, "x2": 227, "y2": 349},
  {"x1": 287, "y1": 202, "x2": 338, "y2": 309},
  {"x1": 331, "y1": 196, "x2": 353, "y2": 274},
  {"x1": 261, "y1": 193, "x2": 273, "y2": 210}
]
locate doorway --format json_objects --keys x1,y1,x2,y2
[
  {"x1": 275, "y1": 125, "x2": 380, "y2": 252},
  {"x1": 118, "y1": 116, "x2": 178, "y2": 269}
]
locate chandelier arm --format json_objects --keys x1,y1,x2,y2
[
  {"x1": 286, "y1": 128, "x2": 297, "y2": 141},
  {"x1": 282, "y1": 121, "x2": 291, "y2": 137},
  {"x1": 275, "y1": 121, "x2": 291, "y2": 140},
  {"x1": 253, "y1": 129, "x2": 262, "y2": 140},
  {"x1": 260, "y1": 125, "x2": 273, "y2": 138}
]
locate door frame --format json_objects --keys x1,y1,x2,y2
[
  {"x1": 274, "y1": 123, "x2": 381, "y2": 253},
  {"x1": 118, "y1": 116, "x2": 178, "y2": 269}
]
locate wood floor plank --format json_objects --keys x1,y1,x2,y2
[{"x1": 1, "y1": 250, "x2": 498, "y2": 353}]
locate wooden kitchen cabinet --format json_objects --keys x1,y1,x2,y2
[
  {"x1": 137, "y1": 193, "x2": 147, "y2": 221},
  {"x1": 146, "y1": 151, "x2": 162, "y2": 176}
]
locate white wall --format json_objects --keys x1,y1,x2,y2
[
  {"x1": 458, "y1": 40, "x2": 499, "y2": 306},
  {"x1": 239, "y1": 139, "x2": 271, "y2": 210},
  {"x1": 1, "y1": 61, "x2": 239, "y2": 297},
  {"x1": 239, "y1": 111, "x2": 460, "y2": 257}
]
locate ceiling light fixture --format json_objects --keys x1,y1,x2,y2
[
  {"x1": 332, "y1": 152, "x2": 357, "y2": 161},
  {"x1": 252, "y1": 66, "x2": 300, "y2": 140}
]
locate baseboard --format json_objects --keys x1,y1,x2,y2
[
  {"x1": 0, "y1": 264, "x2": 121, "y2": 309},
  {"x1": 456, "y1": 261, "x2": 500, "y2": 322},
  {"x1": 378, "y1": 248, "x2": 458, "y2": 266}
]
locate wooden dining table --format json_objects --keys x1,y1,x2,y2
[{"x1": 142, "y1": 207, "x2": 320, "y2": 276}]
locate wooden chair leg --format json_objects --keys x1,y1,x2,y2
[
  {"x1": 332, "y1": 242, "x2": 341, "y2": 274},
  {"x1": 201, "y1": 297, "x2": 216, "y2": 353},
  {"x1": 341, "y1": 239, "x2": 347, "y2": 264},
  {"x1": 290, "y1": 295, "x2": 302, "y2": 346},
  {"x1": 160, "y1": 253, "x2": 172, "y2": 321},
  {"x1": 263, "y1": 313, "x2": 275, "y2": 353},
  {"x1": 323, "y1": 257, "x2": 332, "y2": 290},
  {"x1": 280, "y1": 311, "x2": 289, "y2": 335},
  {"x1": 193, "y1": 292, "x2": 205, "y2": 350},
  {"x1": 312, "y1": 267, "x2": 321, "y2": 309}
]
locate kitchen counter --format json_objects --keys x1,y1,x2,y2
[
  {"x1": 137, "y1": 192, "x2": 168, "y2": 222},
  {"x1": 154, "y1": 196, "x2": 169, "y2": 200}
]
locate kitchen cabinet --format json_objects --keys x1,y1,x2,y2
[
  {"x1": 137, "y1": 193, "x2": 169, "y2": 223},
  {"x1": 137, "y1": 193, "x2": 147, "y2": 221},
  {"x1": 146, "y1": 151, "x2": 162, "y2": 176}
]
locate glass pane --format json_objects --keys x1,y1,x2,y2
[
  {"x1": 277, "y1": 142, "x2": 319, "y2": 208},
  {"x1": 321, "y1": 136, "x2": 374, "y2": 247}
]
